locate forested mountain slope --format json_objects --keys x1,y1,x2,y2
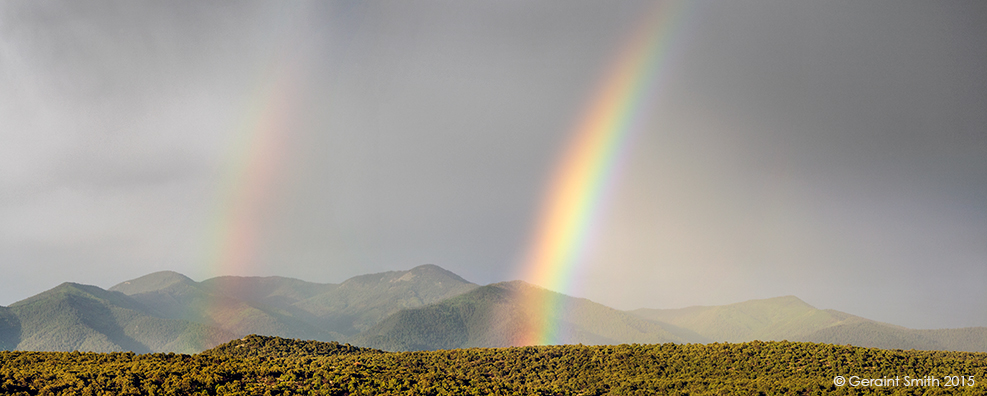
[
  {"x1": 7, "y1": 282, "x2": 232, "y2": 353},
  {"x1": 111, "y1": 271, "x2": 342, "y2": 342},
  {"x1": 350, "y1": 281, "x2": 707, "y2": 351},
  {"x1": 290, "y1": 264, "x2": 478, "y2": 335},
  {"x1": 2, "y1": 266, "x2": 984, "y2": 353},
  {"x1": 0, "y1": 265, "x2": 478, "y2": 353}
]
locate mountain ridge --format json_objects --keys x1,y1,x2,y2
[
  {"x1": 354, "y1": 281, "x2": 824, "y2": 351},
  {"x1": 6, "y1": 282, "x2": 234, "y2": 353},
  {"x1": 628, "y1": 295, "x2": 987, "y2": 352},
  {"x1": 109, "y1": 271, "x2": 196, "y2": 296},
  {"x1": 0, "y1": 265, "x2": 480, "y2": 353},
  {"x1": 2, "y1": 266, "x2": 985, "y2": 353}
]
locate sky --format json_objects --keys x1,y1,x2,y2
[{"x1": 1, "y1": 0, "x2": 985, "y2": 329}]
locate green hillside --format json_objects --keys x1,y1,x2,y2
[
  {"x1": 3, "y1": 265, "x2": 478, "y2": 353},
  {"x1": 291, "y1": 264, "x2": 478, "y2": 336},
  {"x1": 5, "y1": 266, "x2": 986, "y2": 354},
  {"x1": 198, "y1": 276, "x2": 336, "y2": 310},
  {"x1": 0, "y1": 307, "x2": 18, "y2": 351},
  {"x1": 108, "y1": 271, "x2": 196, "y2": 296},
  {"x1": 2, "y1": 339, "x2": 985, "y2": 395},
  {"x1": 111, "y1": 264, "x2": 476, "y2": 341},
  {"x1": 351, "y1": 281, "x2": 706, "y2": 351},
  {"x1": 109, "y1": 272, "x2": 204, "y2": 320},
  {"x1": 113, "y1": 272, "x2": 345, "y2": 343},
  {"x1": 6, "y1": 283, "x2": 233, "y2": 353}
]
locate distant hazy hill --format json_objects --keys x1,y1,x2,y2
[
  {"x1": 350, "y1": 281, "x2": 707, "y2": 351},
  {"x1": 629, "y1": 296, "x2": 852, "y2": 342},
  {"x1": 799, "y1": 317, "x2": 987, "y2": 352},
  {"x1": 629, "y1": 296, "x2": 987, "y2": 352}
]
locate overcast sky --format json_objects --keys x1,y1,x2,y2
[{"x1": 1, "y1": 0, "x2": 985, "y2": 329}]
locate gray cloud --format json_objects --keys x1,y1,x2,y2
[{"x1": 0, "y1": 0, "x2": 985, "y2": 329}]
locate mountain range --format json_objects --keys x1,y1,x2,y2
[{"x1": 1, "y1": 264, "x2": 984, "y2": 353}]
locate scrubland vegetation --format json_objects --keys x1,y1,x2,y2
[{"x1": 1, "y1": 335, "x2": 985, "y2": 395}]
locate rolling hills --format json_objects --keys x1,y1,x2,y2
[
  {"x1": 629, "y1": 296, "x2": 987, "y2": 352},
  {"x1": 629, "y1": 295, "x2": 854, "y2": 342},
  {"x1": 110, "y1": 270, "x2": 344, "y2": 342},
  {"x1": 284, "y1": 264, "x2": 478, "y2": 335},
  {"x1": 352, "y1": 280, "x2": 708, "y2": 350},
  {"x1": 0, "y1": 264, "x2": 476, "y2": 353},
  {"x1": 5, "y1": 282, "x2": 233, "y2": 353},
  {"x1": 1, "y1": 265, "x2": 985, "y2": 353}
]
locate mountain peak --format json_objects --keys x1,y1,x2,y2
[
  {"x1": 341, "y1": 265, "x2": 475, "y2": 289},
  {"x1": 9, "y1": 281, "x2": 137, "y2": 311},
  {"x1": 110, "y1": 271, "x2": 196, "y2": 295},
  {"x1": 4, "y1": 268, "x2": 986, "y2": 354},
  {"x1": 729, "y1": 295, "x2": 816, "y2": 310},
  {"x1": 12, "y1": 282, "x2": 101, "y2": 304},
  {"x1": 351, "y1": 278, "x2": 706, "y2": 351},
  {"x1": 406, "y1": 264, "x2": 471, "y2": 284}
]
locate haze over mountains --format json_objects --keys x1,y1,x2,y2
[{"x1": 1, "y1": 265, "x2": 984, "y2": 353}]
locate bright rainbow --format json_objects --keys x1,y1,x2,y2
[{"x1": 518, "y1": 1, "x2": 687, "y2": 345}]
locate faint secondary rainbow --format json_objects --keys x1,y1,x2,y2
[
  {"x1": 518, "y1": 1, "x2": 688, "y2": 345},
  {"x1": 201, "y1": 38, "x2": 309, "y2": 285},
  {"x1": 204, "y1": 64, "x2": 298, "y2": 279},
  {"x1": 201, "y1": 5, "x2": 315, "y2": 282}
]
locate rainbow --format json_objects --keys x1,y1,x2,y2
[
  {"x1": 198, "y1": 4, "x2": 317, "y2": 282},
  {"x1": 203, "y1": 55, "x2": 302, "y2": 280},
  {"x1": 518, "y1": 1, "x2": 688, "y2": 345},
  {"x1": 196, "y1": 38, "x2": 306, "y2": 337}
]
